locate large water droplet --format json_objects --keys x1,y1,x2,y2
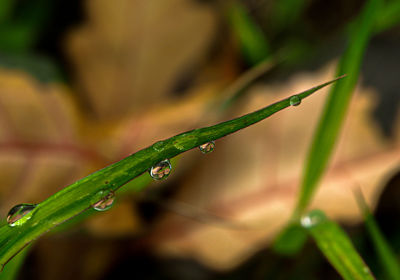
[
  {"x1": 149, "y1": 159, "x2": 171, "y2": 180},
  {"x1": 7, "y1": 203, "x2": 37, "y2": 227},
  {"x1": 91, "y1": 190, "x2": 115, "y2": 211},
  {"x1": 199, "y1": 141, "x2": 215, "y2": 154},
  {"x1": 289, "y1": 95, "x2": 301, "y2": 106},
  {"x1": 300, "y1": 210, "x2": 326, "y2": 228}
]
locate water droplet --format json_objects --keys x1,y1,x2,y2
[
  {"x1": 289, "y1": 95, "x2": 301, "y2": 106},
  {"x1": 91, "y1": 190, "x2": 115, "y2": 211},
  {"x1": 300, "y1": 210, "x2": 326, "y2": 228},
  {"x1": 153, "y1": 141, "x2": 165, "y2": 152},
  {"x1": 149, "y1": 159, "x2": 171, "y2": 180},
  {"x1": 363, "y1": 267, "x2": 371, "y2": 275},
  {"x1": 173, "y1": 135, "x2": 197, "y2": 151},
  {"x1": 199, "y1": 141, "x2": 215, "y2": 154},
  {"x1": 7, "y1": 203, "x2": 37, "y2": 227}
]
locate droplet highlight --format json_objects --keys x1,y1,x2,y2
[
  {"x1": 289, "y1": 95, "x2": 301, "y2": 106},
  {"x1": 199, "y1": 141, "x2": 215, "y2": 154},
  {"x1": 300, "y1": 210, "x2": 326, "y2": 228},
  {"x1": 91, "y1": 190, "x2": 115, "y2": 211},
  {"x1": 7, "y1": 203, "x2": 37, "y2": 227},
  {"x1": 149, "y1": 159, "x2": 172, "y2": 180},
  {"x1": 363, "y1": 267, "x2": 371, "y2": 275}
]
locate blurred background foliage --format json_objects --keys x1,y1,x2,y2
[{"x1": 0, "y1": 0, "x2": 399, "y2": 279}]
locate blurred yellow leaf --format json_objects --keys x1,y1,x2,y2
[
  {"x1": 66, "y1": 0, "x2": 218, "y2": 119},
  {"x1": 0, "y1": 68, "x2": 100, "y2": 214},
  {"x1": 148, "y1": 62, "x2": 400, "y2": 270}
]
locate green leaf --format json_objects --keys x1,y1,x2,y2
[
  {"x1": 227, "y1": 0, "x2": 270, "y2": 65},
  {"x1": 355, "y1": 190, "x2": 400, "y2": 280},
  {"x1": 302, "y1": 210, "x2": 375, "y2": 280},
  {"x1": 294, "y1": 0, "x2": 382, "y2": 216},
  {"x1": 0, "y1": 76, "x2": 345, "y2": 270}
]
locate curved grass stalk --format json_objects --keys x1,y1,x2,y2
[{"x1": 0, "y1": 76, "x2": 344, "y2": 270}]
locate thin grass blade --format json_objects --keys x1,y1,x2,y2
[
  {"x1": 355, "y1": 190, "x2": 400, "y2": 280},
  {"x1": 374, "y1": 0, "x2": 400, "y2": 32},
  {"x1": 0, "y1": 245, "x2": 29, "y2": 280},
  {"x1": 270, "y1": 0, "x2": 307, "y2": 32},
  {"x1": 273, "y1": 223, "x2": 308, "y2": 255},
  {"x1": 302, "y1": 210, "x2": 375, "y2": 280},
  {"x1": 227, "y1": 0, "x2": 270, "y2": 65},
  {"x1": 294, "y1": 0, "x2": 382, "y2": 216}
]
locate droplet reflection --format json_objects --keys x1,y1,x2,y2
[
  {"x1": 91, "y1": 190, "x2": 115, "y2": 211},
  {"x1": 7, "y1": 203, "x2": 37, "y2": 227},
  {"x1": 149, "y1": 159, "x2": 172, "y2": 180},
  {"x1": 289, "y1": 95, "x2": 301, "y2": 106},
  {"x1": 199, "y1": 141, "x2": 215, "y2": 154}
]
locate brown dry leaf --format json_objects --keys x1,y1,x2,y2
[
  {"x1": 0, "y1": 0, "x2": 227, "y2": 236},
  {"x1": 85, "y1": 199, "x2": 142, "y2": 237},
  {"x1": 0, "y1": 66, "x2": 227, "y2": 237},
  {"x1": 0, "y1": 68, "x2": 102, "y2": 215},
  {"x1": 66, "y1": 0, "x2": 218, "y2": 119},
  {"x1": 34, "y1": 234, "x2": 121, "y2": 280},
  {"x1": 148, "y1": 62, "x2": 400, "y2": 270},
  {"x1": 111, "y1": 83, "x2": 225, "y2": 158},
  {"x1": 80, "y1": 81, "x2": 233, "y2": 235},
  {"x1": 0, "y1": 65, "x2": 231, "y2": 233}
]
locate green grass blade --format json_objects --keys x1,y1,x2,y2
[
  {"x1": 302, "y1": 210, "x2": 375, "y2": 280},
  {"x1": 374, "y1": 0, "x2": 400, "y2": 32},
  {"x1": 219, "y1": 58, "x2": 276, "y2": 111},
  {"x1": 294, "y1": 0, "x2": 382, "y2": 216},
  {"x1": 355, "y1": 190, "x2": 400, "y2": 280},
  {"x1": 0, "y1": 76, "x2": 345, "y2": 270},
  {"x1": 270, "y1": 0, "x2": 307, "y2": 32},
  {"x1": 0, "y1": 245, "x2": 29, "y2": 280},
  {"x1": 273, "y1": 223, "x2": 308, "y2": 256},
  {"x1": 227, "y1": 0, "x2": 270, "y2": 65}
]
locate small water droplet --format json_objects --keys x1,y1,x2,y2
[
  {"x1": 153, "y1": 141, "x2": 165, "y2": 152},
  {"x1": 91, "y1": 190, "x2": 115, "y2": 211},
  {"x1": 363, "y1": 267, "x2": 371, "y2": 274},
  {"x1": 173, "y1": 135, "x2": 197, "y2": 151},
  {"x1": 149, "y1": 159, "x2": 171, "y2": 180},
  {"x1": 289, "y1": 95, "x2": 301, "y2": 106},
  {"x1": 199, "y1": 141, "x2": 215, "y2": 154},
  {"x1": 300, "y1": 210, "x2": 326, "y2": 228},
  {"x1": 7, "y1": 203, "x2": 37, "y2": 227}
]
